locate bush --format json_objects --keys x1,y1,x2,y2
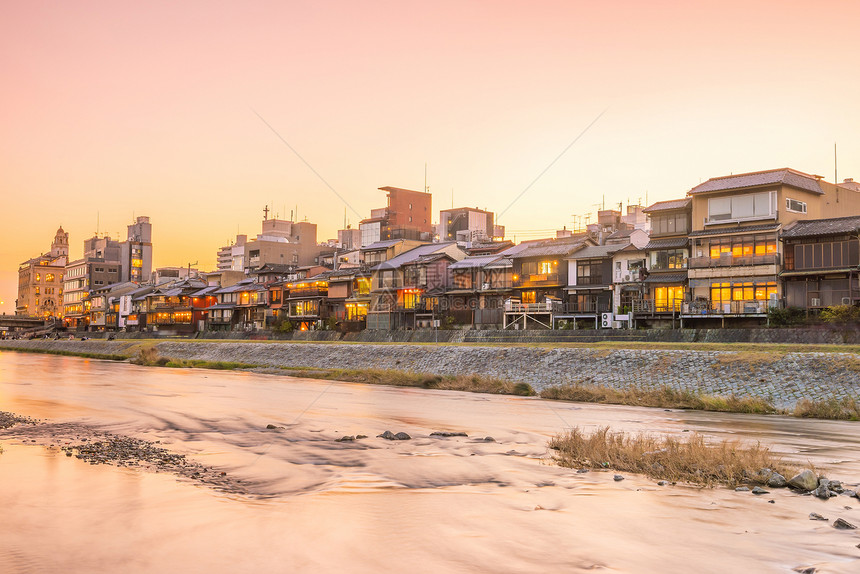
[
  {"x1": 767, "y1": 306, "x2": 807, "y2": 327},
  {"x1": 819, "y1": 305, "x2": 860, "y2": 324}
]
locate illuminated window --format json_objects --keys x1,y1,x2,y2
[
  {"x1": 654, "y1": 286, "x2": 684, "y2": 312},
  {"x1": 521, "y1": 291, "x2": 536, "y2": 304}
]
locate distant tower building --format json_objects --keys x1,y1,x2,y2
[
  {"x1": 51, "y1": 227, "x2": 69, "y2": 258},
  {"x1": 120, "y1": 216, "x2": 153, "y2": 283},
  {"x1": 359, "y1": 186, "x2": 433, "y2": 246},
  {"x1": 438, "y1": 207, "x2": 495, "y2": 244},
  {"x1": 16, "y1": 226, "x2": 69, "y2": 317},
  {"x1": 338, "y1": 227, "x2": 361, "y2": 250}
]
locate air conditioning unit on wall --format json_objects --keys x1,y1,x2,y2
[{"x1": 601, "y1": 313, "x2": 613, "y2": 328}]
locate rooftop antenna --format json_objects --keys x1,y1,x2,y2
[
  {"x1": 835, "y1": 142, "x2": 838, "y2": 183},
  {"x1": 424, "y1": 162, "x2": 428, "y2": 193},
  {"x1": 344, "y1": 207, "x2": 347, "y2": 229}
]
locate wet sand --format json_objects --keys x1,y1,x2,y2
[{"x1": 1, "y1": 351, "x2": 860, "y2": 573}]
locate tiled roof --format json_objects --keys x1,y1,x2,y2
[
  {"x1": 449, "y1": 255, "x2": 503, "y2": 270},
  {"x1": 780, "y1": 216, "x2": 860, "y2": 238},
  {"x1": 644, "y1": 272, "x2": 688, "y2": 284},
  {"x1": 643, "y1": 198, "x2": 691, "y2": 213},
  {"x1": 688, "y1": 169, "x2": 823, "y2": 195},
  {"x1": 688, "y1": 223, "x2": 780, "y2": 237},
  {"x1": 568, "y1": 244, "x2": 625, "y2": 259},
  {"x1": 509, "y1": 237, "x2": 588, "y2": 259},
  {"x1": 371, "y1": 242, "x2": 457, "y2": 271},
  {"x1": 189, "y1": 286, "x2": 218, "y2": 297},
  {"x1": 644, "y1": 237, "x2": 689, "y2": 249},
  {"x1": 361, "y1": 239, "x2": 404, "y2": 250},
  {"x1": 606, "y1": 228, "x2": 634, "y2": 239}
]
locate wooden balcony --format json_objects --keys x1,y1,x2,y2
[{"x1": 512, "y1": 273, "x2": 561, "y2": 288}]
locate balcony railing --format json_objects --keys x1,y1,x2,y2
[
  {"x1": 630, "y1": 299, "x2": 683, "y2": 313},
  {"x1": 504, "y1": 300, "x2": 610, "y2": 314},
  {"x1": 574, "y1": 275, "x2": 606, "y2": 286},
  {"x1": 683, "y1": 300, "x2": 774, "y2": 315},
  {"x1": 505, "y1": 301, "x2": 554, "y2": 313},
  {"x1": 512, "y1": 273, "x2": 561, "y2": 288},
  {"x1": 688, "y1": 253, "x2": 780, "y2": 269},
  {"x1": 286, "y1": 286, "x2": 328, "y2": 298}
]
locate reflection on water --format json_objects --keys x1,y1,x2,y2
[{"x1": 1, "y1": 351, "x2": 859, "y2": 573}]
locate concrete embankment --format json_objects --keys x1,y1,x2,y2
[{"x1": 2, "y1": 339, "x2": 858, "y2": 408}]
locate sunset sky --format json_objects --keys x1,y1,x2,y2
[{"x1": 2, "y1": 0, "x2": 860, "y2": 310}]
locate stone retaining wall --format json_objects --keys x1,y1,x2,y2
[
  {"x1": 47, "y1": 326, "x2": 860, "y2": 344},
  {"x1": 2, "y1": 339, "x2": 858, "y2": 409}
]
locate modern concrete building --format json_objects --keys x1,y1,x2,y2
[
  {"x1": 360, "y1": 186, "x2": 433, "y2": 246},
  {"x1": 217, "y1": 234, "x2": 247, "y2": 272},
  {"x1": 438, "y1": 207, "x2": 496, "y2": 244},
  {"x1": 120, "y1": 216, "x2": 153, "y2": 283},
  {"x1": 63, "y1": 234, "x2": 122, "y2": 329},
  {"x1": 242, "y1": 217, "x2": 320, "y2": 272},
  {"x1": 16, "y1": 226, "x2": 69, "y2": 317}
]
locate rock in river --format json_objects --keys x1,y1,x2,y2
[
  {"x1": 767, "y1": 473, "x2": 787, "y2": 488},
  {"x1": 833, "y1": 518, "x2": 857, "y2": 530},
  {"x1": 788, "y1": 469, "x2": 818, "y2": 491},
  {"x1": 378, "y1": 430, "x2": 411, "y2": 440}
]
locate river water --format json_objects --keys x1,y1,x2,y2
[{"x1": 1, "y1": 350, "x2": 859, "y2": 573}]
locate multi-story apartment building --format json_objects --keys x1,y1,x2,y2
[
  {"x1": 217, "y1": 234, "x2": 247, "y2": 271},
  {"x1": 120, "y1": 216, "x2": 153, "y2": 283},
  {"x1": 359, "y1": 186, "x2": 433, "y2": 246},
  {"x1": 242, "y1": 217, "x2": 320, "y2": 272},
  {"x1": 685, "y1": 168, "x2": 860, "y2": 324},
  {"x1": 438, "y1": 207, "x2": 495, "y2": 244},
  {"x1": 17, "y1": 226, "x2": 68, "y2": 318},
  {"x1": 63, "y1": 235, "x2": 122, "y2": 329}
]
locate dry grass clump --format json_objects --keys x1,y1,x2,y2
[
  {"x1": 283, "y1": 368, "x2": 536, "y2": 396},
  {"x1": 540, "y1": 383, "x2": 775, "y2": 414},
  {"x1": 132, "y1": 346, "x2": 169, "y2": 367},
  {"x1": 794, "y1": 397, "x2": 860, "y2": 421},
  {"x1": 549, "y1": 426, "x2": 794, "y2": 487}
]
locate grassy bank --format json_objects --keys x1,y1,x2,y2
[
  {"x1": 0, "y1": 345, "x2": 129, "y2": 362},
  {"x1": 539, "y1": 383, "x2": 777, "y2": 414},
  {"x1": 549, "y1": 426, "x2": 795, "y2": 487}
]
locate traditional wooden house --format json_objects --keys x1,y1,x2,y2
[
  {"x1": 780, "y1": 215, "x2": 860, "y2": 309},
  {"x1": 367, "y1": 242, "x2": 465, "y2": 330},
  {"x1": 445, "y1": 254, "x2": 512, "y2": 328}
]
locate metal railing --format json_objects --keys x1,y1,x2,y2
[{"x1": 683, "y1": 300, "x2": 775, "y2": 315}]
